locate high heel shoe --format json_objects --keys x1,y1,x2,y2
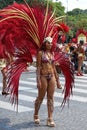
[
  {"x1": 57, "y1": 85, "x2": 62, "y2": 89},
  {"x1": 76, "y1": 72, "x2": 81, "y2": 76},
  {"x1": 47, "y1": 118, "x2": 55, "y2": 127},
  {"x1": 2, "y1": 91, "x2": 9, "y2": 95},
  {"x1": 34, "y1": 115, "x2": 40, "y2": 124},
  {"x1": 79, "y1": 72, "x2": 84, "y2": 76}
]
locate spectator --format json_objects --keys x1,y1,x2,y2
[{"x1": 76, "y1": 40, "x2": 85, "y2": 76}]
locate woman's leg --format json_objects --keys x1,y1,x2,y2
[
  {"x1": 77, "y1": 57, "x2": 83, "y2": 74},
  {"x1": 1, "y1": 68, "x2": 7, "y2": 93},
  {"x1": 47, "y1": 76, "x2": 56, "y2": 119},
  {"x1": 34, "y1": 76, "x2": 47, "y2": 116},
  {"x1": 46, "y1": 76, "x2": 56, "y2": 126}
]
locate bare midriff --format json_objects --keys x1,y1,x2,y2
[{"x1": 40, "y1": 62, "x2": 54, "y2": 75}]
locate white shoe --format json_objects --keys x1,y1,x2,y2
[
  {"x1": 34, "y1": 115, "x2": 40, "y2": 124},
  {"x1": 47, "y1": 118, "x2": 55, "y2": 127}
]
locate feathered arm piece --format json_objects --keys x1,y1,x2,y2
[
  {"x1": 6, "y1": 45, "x2": 33, "y2": 108},
  {"x1": 54, "y1": 52, "x2": 75, "y2": 107}
]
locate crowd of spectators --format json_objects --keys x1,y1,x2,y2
[{"x1": 59, "y1": 39, "x2": 87, "y2": 76}]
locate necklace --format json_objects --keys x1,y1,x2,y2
[{"x1": 46, "y1": 52, "x2": 52, "y2": 64}]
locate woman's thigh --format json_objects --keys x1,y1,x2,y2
[
  {"x1": 47, "y1": 76, "x2": 56, "y2": 98},
  {"x1": 38, "y1": 76, "x2": 48, "y2": 99}
]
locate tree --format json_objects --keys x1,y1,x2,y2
[
  {"x1": 67, "y1": 8, "x2": 87, "y2": 38},
  {"x1": 52, "y1": 2, "x2": 65, "y2": 17},
  {"x1": 0, "y1": 0, "x2": 24, "y2": 9}
]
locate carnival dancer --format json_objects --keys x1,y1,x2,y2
[
  {"x1": 76, "y1": 40, "x2": 85, "y2": 76},
  {"x1": 0, "y1": 58, "x2": 8, "y2": 95},
  {"x1": 0, "y1": 43, "x2": 13, "y2": 95},
  {"x1": 55, "y1": 27, "x2": 69, "y2": 88},
  {"x1": 34, "y1": 36, "x2": 62, "y2": 126}
]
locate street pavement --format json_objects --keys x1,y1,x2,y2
[{"x1": 0, "y1": 68, "x2": 87, "y2": 130}]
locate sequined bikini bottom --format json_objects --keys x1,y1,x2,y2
[{"x1": 43, "y1": 73, "x2": 53, "y2": 80}]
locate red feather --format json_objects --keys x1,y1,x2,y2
[
  {"x1": 54, "y1": 51, "x2": 74, "y2": 106},
  {"x1": 6, "y1": 46, "x2": 33, "y2": 107}
]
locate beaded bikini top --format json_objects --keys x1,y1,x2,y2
[{"x1": 41, "y1": 51, "x2": 54, "y2": 64}]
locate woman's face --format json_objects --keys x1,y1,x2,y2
[{"x1": 45, "y1": 42, "x2": 52, "y2": 50}]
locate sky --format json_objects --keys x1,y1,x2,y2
[{"x1": 52, "y1": 0, "x2": 87, "y2": 12}]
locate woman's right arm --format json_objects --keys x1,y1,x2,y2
[{"x1": 36, "y1": 51, "x2": 42, "y2": 88}]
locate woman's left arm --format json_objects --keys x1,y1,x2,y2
[{"x1": 53, "y1": 62, "x2": 62, "y2": 89}]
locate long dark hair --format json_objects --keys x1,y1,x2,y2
[
  {"x1": 57, "y1": 35, "x2": 62, "y2": 44},
  {"x1": 39, "y1": 41, "x2": 47, "y2": 51}
]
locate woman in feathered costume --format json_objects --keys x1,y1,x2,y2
[{"x1": 0, "y1": 0, "x2": 74, "y2": 127}]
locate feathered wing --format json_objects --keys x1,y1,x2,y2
[
  {"x1": 6, "y1": 46, "x2": 33, "y2": 107},
  {"x1": 54, "y1": 51, "x2": 75, "y2": 107},
  {"x1": 0, "y1": 1, "x2": 74, "y2": 107},
  {"x1": 0, "y1": 2, "x2": 40, "y2": 106}
]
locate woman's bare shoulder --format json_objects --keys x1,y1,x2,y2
[{"x1": 37, "y1": 51, "x2": 43, "y2": 56}]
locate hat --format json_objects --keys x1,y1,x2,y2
[{"x1": 43, "y1": 37, "x2": 53, "y2": 43}]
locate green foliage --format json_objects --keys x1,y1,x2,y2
[
  {"x1": 27, "y1": 0, "x2": 45, "y2": 7},
  {"x1": 67, "y1": 8, "x2": 87, "y2": 38},
  {"x1": 52, "y1": 2, "x2": 65, "y2": 17},
  {"x1": 0, "y1": 0, "x2": 24, "y2": 9},
  {"x1": 0, "y1": 0, "x2": 13, "y2": 9}
]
